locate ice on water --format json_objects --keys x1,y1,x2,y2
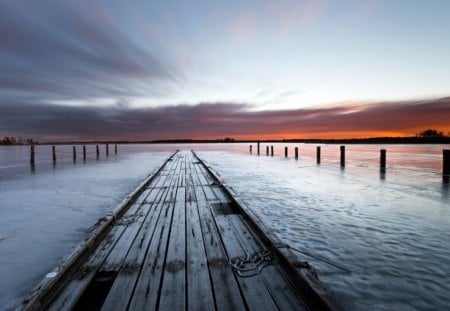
[{"x1": 1, "y1": 143, "x2": 449, "y2": 310}]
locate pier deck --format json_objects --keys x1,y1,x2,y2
[{"x1": 22, "y1": 151, "x2": 338, "y2": 310}]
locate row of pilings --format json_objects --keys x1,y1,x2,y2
[
  {"x1": 251, "y1": 142, "x2": 450, "y2": 183},
  {"x1": 30, "y1": 144, "x2": 117, "y2": 165}
]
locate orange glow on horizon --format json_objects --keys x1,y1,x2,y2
[{"x1": 193, "y1": 127, "x2": 450, "y2": 141}]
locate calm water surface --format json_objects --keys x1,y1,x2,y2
[{"x1": 0, "y1": 143, "x2": 449, "y2": 310}]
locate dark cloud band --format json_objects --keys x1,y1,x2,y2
[{"x1": 1, "y1": 98, "x2": 449, "y2": 141}]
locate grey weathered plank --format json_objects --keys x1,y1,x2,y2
[
  {"x1": 228, "y1": 215, "x2": 307, "y2": 311},
  {"x1": 194, "y1": 185, "x2": 247, "y2": 310},
  {"x1": 124, "y1": 161, "x2": 184, "y2": 310},
  {"x1": 214, "y1": 215, "x2": 278, "y2": 311},
  {"x1": 100, "y1": 161, "x2": 175, "y2": 271},
  {"x1": 195, "y1": 163, "x2": 230, "y2": 203},
  {"x1": 192, "y1": 162, "x2": 223, "y2": 201},
  {"x1": 100, "y1": 204, "x2": 156, "y2": 271},
  {"x1": 158, "y1": 184, "x2": 186, "y2": 310},
  {"x1": 126, "y1": 202, "x2": 172, "y2": 310},
  {"x1": 192, "y1": 162, "x2": 277, "y2": 310},
  {"x1": 101, "y1": 159, "x2": 182, "y2": 310},
  {"x1": 46, "y1": 201, "x2": 143, "y2": 310},
  {"x1": 210, "y1": 185, "x2": 231, "y2": 203},
  {"x1": 185, "y1": 166, "x2": 216, "y2": 311}
]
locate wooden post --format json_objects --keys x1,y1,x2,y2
[
  {"x1": 295, "y1": 147, "x2": 298, "y2": 160},
  {"x1": 115, "y1": 144, "x2": 117, "y2": 154},
  {"x1": 250, "y1": 145, "x2": 252, "y2": 154},
  {"x1": 73, "y1": 146, "x2": 76, "y2": 161},
  {"x1": 380, "y1": 149, "x2": 386, "y2": 169},
  {"x1": 316, "y1": 146, "x2": 321, "y2": 164},
  {"x1": 106, "y1": 144, "x2": 109, "y2": 156},
  {"x1": 257, "y1": 141, "x2": 260, "y2": 156},
  {"x1": 266, "y1": 146, "x2": 269, "y2": 156},
  {"x1": 52, "y1": 146, "x2": 56, "y2": 163},
  {"x1": 96, "y1": 145, "x2": 99, "y2": 158},
  {"x1": 30, "y1": 145, "x2": 35, "y2": 165},
  {"x1": 443, "y1": 149, "x2": 450, "y2": 183},
  {"x1": 340, "y1": 145, "x2": 345, "y2": 167},
  {"x1": 83, "y1": 145, "x2": 86, "y2": 161},
  {"x1": 285, "y1": 147, "x2": 288, "y2": 158},
  {"x1": 271, "y1": 146, "x2": 274, "y2": 157}
]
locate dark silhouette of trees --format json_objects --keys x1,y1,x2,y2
[
  {"x1": 0, "y1": 137, "x2": 15, "y2": 145},
  {"x1": 417, "y1": 129, "x2": 444, "y2": 137},
  {"x1": 0, "y1": 137, "x2": 36, "y2": 145}
]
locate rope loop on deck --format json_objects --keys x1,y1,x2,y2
[
  {"x1": 230, "y1": 243, "x2": 351, "y2": 277},
  {"x1": 229, "y1": 249, "x2": 278, "y2": 277}
]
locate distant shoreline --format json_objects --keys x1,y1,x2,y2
[{"x1": 21, "y1": 136, "x2": 450, "y2": 145}]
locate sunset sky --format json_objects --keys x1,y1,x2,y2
[{"x1": 1, "y1": 0, "x2": 449, "y2": 141}]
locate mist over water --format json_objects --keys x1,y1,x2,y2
[{"x1": 0, "y1": 143, "x2": 449, "y2": 310}]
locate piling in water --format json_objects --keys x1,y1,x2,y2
[
  {"x1": 257, "y1": 141, "x2": 260, "y2": 156},
  {"x1": 380, "y1": 149, "x2": 386, "y2": 170},
  {"x1": 52, "y1": 146, "x2": 56, "y2": 163},
  {"x1": 30, "y1": 145, "x2": 35, "y2": 165},
  {"x1": 285, "y1": 147, "x2": 288, "y2": 158},
  {"x1": 271, "y1": 146, "x2": 274, "y2": 157},
  {"x1": 83, "y1": 145, "x2": 86, "y2": 161},
  {"x1": 96, "y1": 145, "x2": 100, "y2": 158},
  {"x1": 115, "y1": 144, "x2": 117, "y2": 154},
  {"x1": 106, "y1": 144, "x2": 109, "y2": 156},
  {"x1": 295, "y1": 147, "x2": 298, "y2": 160},
  {"x1": 316, "y1": 146, "x2": 321, "y2": 164},
  {"x1": 249, "y1": 145, "x2": 252, "y2": 154},
  {"x1": 266, "y1": 146, "x2": 269, "y2": 156},
  {"x1": 444, "y1": 149, "x2": 450, "y2": 183},
  {"x1": 73, "y1": 146, "x2": 76, "y2": 161},
  {"x1": 340, "y1": 146, "x2": 345, "y2": 167}
]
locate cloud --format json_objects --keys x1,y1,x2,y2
[
  {"x1": 1, "y1": 98, "x2": 449, "y2": 141},
  {"x1": 0, "y1": 0, "x2": 176, "y2": 102}
]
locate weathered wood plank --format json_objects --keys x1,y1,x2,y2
[
  {"x1": 100, "y1": 204, "x2": 154, "y2": 271},
  {"x1": 192, "y1": 162, "x2": 220, "y2": 201},
  {"x1": 210, "y1": 185, "x2": 231, "y2": 203},
  {"x1": 101, "y1": 158, "x2": 183, "y2": 310},
  {"x1": 46, "y1": 201, "x2": 143, "y2": 310},
  {"x1": 99, "y1": 166, "x2": 172, "y2": 272},
  {"x1": 46, "y1": 273, "x2": 94, "y2": 311},
  {"x1": 192, "y1": 161, "x2": 279, "y2": 310},
  {"x1": 185, "y1": 161, "x2": 197, "y2": 203},
  {"x1": 158, "y1": 184, "x2": 186, "y2": 310},
  {"x1": 214, "y1": 216, "x2": 278, "y2": 311},
  {"x1": 124, "y1": 160, "x2": 184, "y2": 310},
  {"x1": 228, "y1": 215, "x2": 307, "y2": 311},
  {"x1": 127, "y1": 202, "x2": 172, "y2": 310},
  {"x1": 194, "y1": 184, "x2": 247, "y2": 311},
  {"x1": 194, "y1": 162, "x2": 212, "y2": 185},
  {"x1": 186, "y1": 166, "x2": 216, "y2": 311}
]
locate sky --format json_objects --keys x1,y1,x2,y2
[{"x1": 1, "y1": 0, "x2": 449, "y2": 141}]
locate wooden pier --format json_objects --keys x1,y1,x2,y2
[{"x1": 21, "y1": 151, "x2": 339, "y2": 310}]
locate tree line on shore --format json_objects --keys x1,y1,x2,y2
[
  {"x1": 0, "y1": 137, "x2": 37, "y2": 145},
  {"x1": 1, "y1": 129, "x2": 448, "y2": 145}
]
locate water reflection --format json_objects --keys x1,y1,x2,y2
[
  {"x1": 30, "y1": 163, "x2": 35, "y2": 174},
  {"x1": 379, "y1": 168, "x2": 386, "y2": 180}
]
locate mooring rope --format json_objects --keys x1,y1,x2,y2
[
  {"x1": 283, "y1": 245, "x2": 352, "y2": 274},
  {"x1": 229, "y1": 249, "x2": 278, "y2": 277},
  {"x1": 229, "y1": 243, "x2": 352, "y2": 277}
]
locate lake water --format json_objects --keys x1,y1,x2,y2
[{"x1": 0, "y1": 143, "x2": 449, "y2": 310}]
